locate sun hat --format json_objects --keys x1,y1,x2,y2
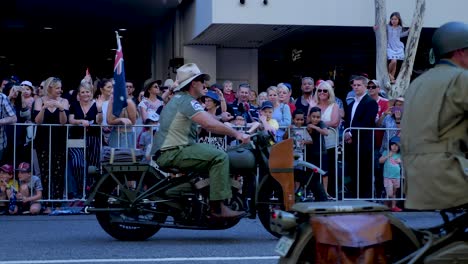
[{"x1": 173, "y1": 63, "x2": 210, "y2": 92}]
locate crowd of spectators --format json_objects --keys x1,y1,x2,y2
[{"x1": 0, "y1": 70, "x2": 404, "y2": 214}]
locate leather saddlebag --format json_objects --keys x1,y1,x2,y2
[{"x1": 311, "y1": 214, "x2": 392, "y2": 264}]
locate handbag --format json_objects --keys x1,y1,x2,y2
[
  {"x1": 324, "y1": 128, "x2": 337, "y2": 149},
  {"x1": 25, "y1": 125, "x2": 36, "y2": 144}
]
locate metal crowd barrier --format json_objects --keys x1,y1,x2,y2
[
  {"x1": 0, "y1": 123, "x2": 401, "y2": 204},
  {"x1": 341, "y1": 127, "x2": 403, "y2": 201}
]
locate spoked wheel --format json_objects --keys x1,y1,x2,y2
[
  {"x1": 94, "y1": 166, "x2": 168, "y2": 241},
  {"x1": 257, "y1": 177, "x2": 285, "y2": 238}
]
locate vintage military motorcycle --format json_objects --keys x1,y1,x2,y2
[
  {"x1": 84, "y1": 132, "x2": 325, "y2": 240},
  {"x1": 271, "y1": 200, "x2": 468, "y2": 263}
]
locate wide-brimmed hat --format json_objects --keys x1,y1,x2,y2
[
  {"x1": 173, "y1": 63, "x2": 210, "y2": 92},
  {"x1": 0, "y1": 164, "x2": 13, "y2": 174}
]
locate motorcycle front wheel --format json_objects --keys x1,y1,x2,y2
[
  {"x1": 94, "y1": 167, "x2": 168, "y2": 241},
  {"x1": 257, "y1": 177, "x2": 285, "y2": 238}
]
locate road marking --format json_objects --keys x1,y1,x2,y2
[{"x1": 0, "y1": 256, "x2": 280, "y2": 264}]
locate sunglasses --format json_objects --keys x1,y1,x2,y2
[
  {"x1": 317, "y1": 89, "x2": 328, "y2": 93},
  {"x1": 367, "y1": 85, "x2": 377, "y2": 89}
]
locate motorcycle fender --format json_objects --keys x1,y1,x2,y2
[
  {"x1": 269, "y1": 138, "x2": 295, "y2": 211},
  {"x1": 385, "y1": 213, "x2": 421, "y2": 248},
  {"x1": 278, "y1": 223, "x2": 314, "y2": 264}
]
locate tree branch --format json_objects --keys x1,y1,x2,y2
[
  {"x1": 374, "y1": 0, "x2": 390, "y2": 92},
  {"x1": 392, "y1": 0, "x2": 426, "y2": 98}
]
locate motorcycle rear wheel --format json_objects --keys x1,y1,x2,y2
[
  {"x1": 257, "y1": 177, "x2": 285, "y2": 238},
  {"x1": 94, "y1": 168, "x2": 168, "y2": 241}
]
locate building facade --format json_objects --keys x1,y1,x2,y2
[{"x1": 153, "y1": 0, "x2": 468, "y2": 94}]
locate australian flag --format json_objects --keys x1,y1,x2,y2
[{"x1": 113, "y1": 31, "x2": 128, "y2": 117}]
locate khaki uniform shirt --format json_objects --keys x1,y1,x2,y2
[{"x1": 401, "y1": 60, "x2": 468, "y2": 210}]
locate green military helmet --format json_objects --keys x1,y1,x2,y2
[{"x1": 432, "y1": 21, "x2": 468, "y2": 57}]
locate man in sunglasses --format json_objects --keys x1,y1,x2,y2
[
  {"x1": 368, "y1": 79, "x2": 389, "y2": 199},
  {"x1": 368, "y1": 80, "x2": 390, "y2": 127}
]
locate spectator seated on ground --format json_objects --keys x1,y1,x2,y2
[
  {"x1": 15, "y1": 162, "x2": 42, "y2": 215},
  {"x1": 0, "y1": 164, "x2": 19, "y2": 214}
]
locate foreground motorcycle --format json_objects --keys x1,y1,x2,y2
[
  {"x1": 271, "y1": 200, "x2": 468, "y2": 263},
  {"x1": 84, "y1": 132, "x2": 325, "y2": 240}
]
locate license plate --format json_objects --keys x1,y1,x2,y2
[{"x1": 275, "y1": 236, "x2": 295, "y2": 256}]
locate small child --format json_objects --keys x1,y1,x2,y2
[
  {"x1": 222, "y1": 80, "x2": 236, "y2": 104},
  {"x1": 225, "y1": 115, "x2": 260, "y2": 145},
  {"x1": 283, "y1": 109, "x2": 313, "y2": 162},
  {"x1": 375, "y1": 12, "x2": 410, "y2": 84},
  {"x1": 15, "y1": 162, "x2": 43, "y2": 215},
  {"x1": 305, "y1": 107, "x2": 330, "y2": 198},
  {"x1": 0, "y1": 164, "x2": 19, "y2": 214},
  {"x1": 259, "y1": 101, "x2": 279, "y2": 134},
  {"x1": 139, "y1": 116, "x2": 159, "y2": 161},
  {"x1": 379, "y1": 139, "x2": 402, "y2": 212}
]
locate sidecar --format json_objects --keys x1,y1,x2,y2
[{"x1": 271, "y1": 200, "x2": 421, "y2": 263}]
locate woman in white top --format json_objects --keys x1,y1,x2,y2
[
  {"x1": 138, "y1": 80, "x2": 164, "y2": 125},
  {"x1": 309, "y1": 81, "x2": 340, "y2": 198},
  {"x1": 94, "y1": 79, "x2": 113, "y2": 145}
]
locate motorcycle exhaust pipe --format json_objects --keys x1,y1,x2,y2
[{"x1": 84, "y1": 206, "x2": 126, "y2": 214}]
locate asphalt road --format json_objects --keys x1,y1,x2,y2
[
  {"x1": 0, "y1": 211, "x2": 446, "y2": 264},
  {"x1": 0, "y1": 215, "x2": 279, "y2": 264}
]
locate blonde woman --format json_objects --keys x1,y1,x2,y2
[
  {"x1": 33, "y1": 77, "x2": 69, "y2": 211},
  {"x1": 277, "y1": 83, "x2": 296, "y2": 114},
  {"x1": 267, "y1": 86, "x2": 291, "y2": 142},
  {"x1": 310, "y1": 81, "x2": 340, "y2": 198},
  {"x1": 68, "y1": 82, "x2": 102, "y2": 197}
]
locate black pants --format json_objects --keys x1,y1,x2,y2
[{"x1": 345, "y1": 144, "x2": 373, "y2": 199}]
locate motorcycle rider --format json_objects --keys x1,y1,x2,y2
[
  {"x1": 401, "y1": 21, "x2": 468, "y2": 210},
  {"x1": 150, "y1": 63, "x2": 249, "y2": 220}
]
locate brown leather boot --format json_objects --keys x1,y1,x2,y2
[{"x1": 209, "y1": 201, "x2": 246, "y2": 220}]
